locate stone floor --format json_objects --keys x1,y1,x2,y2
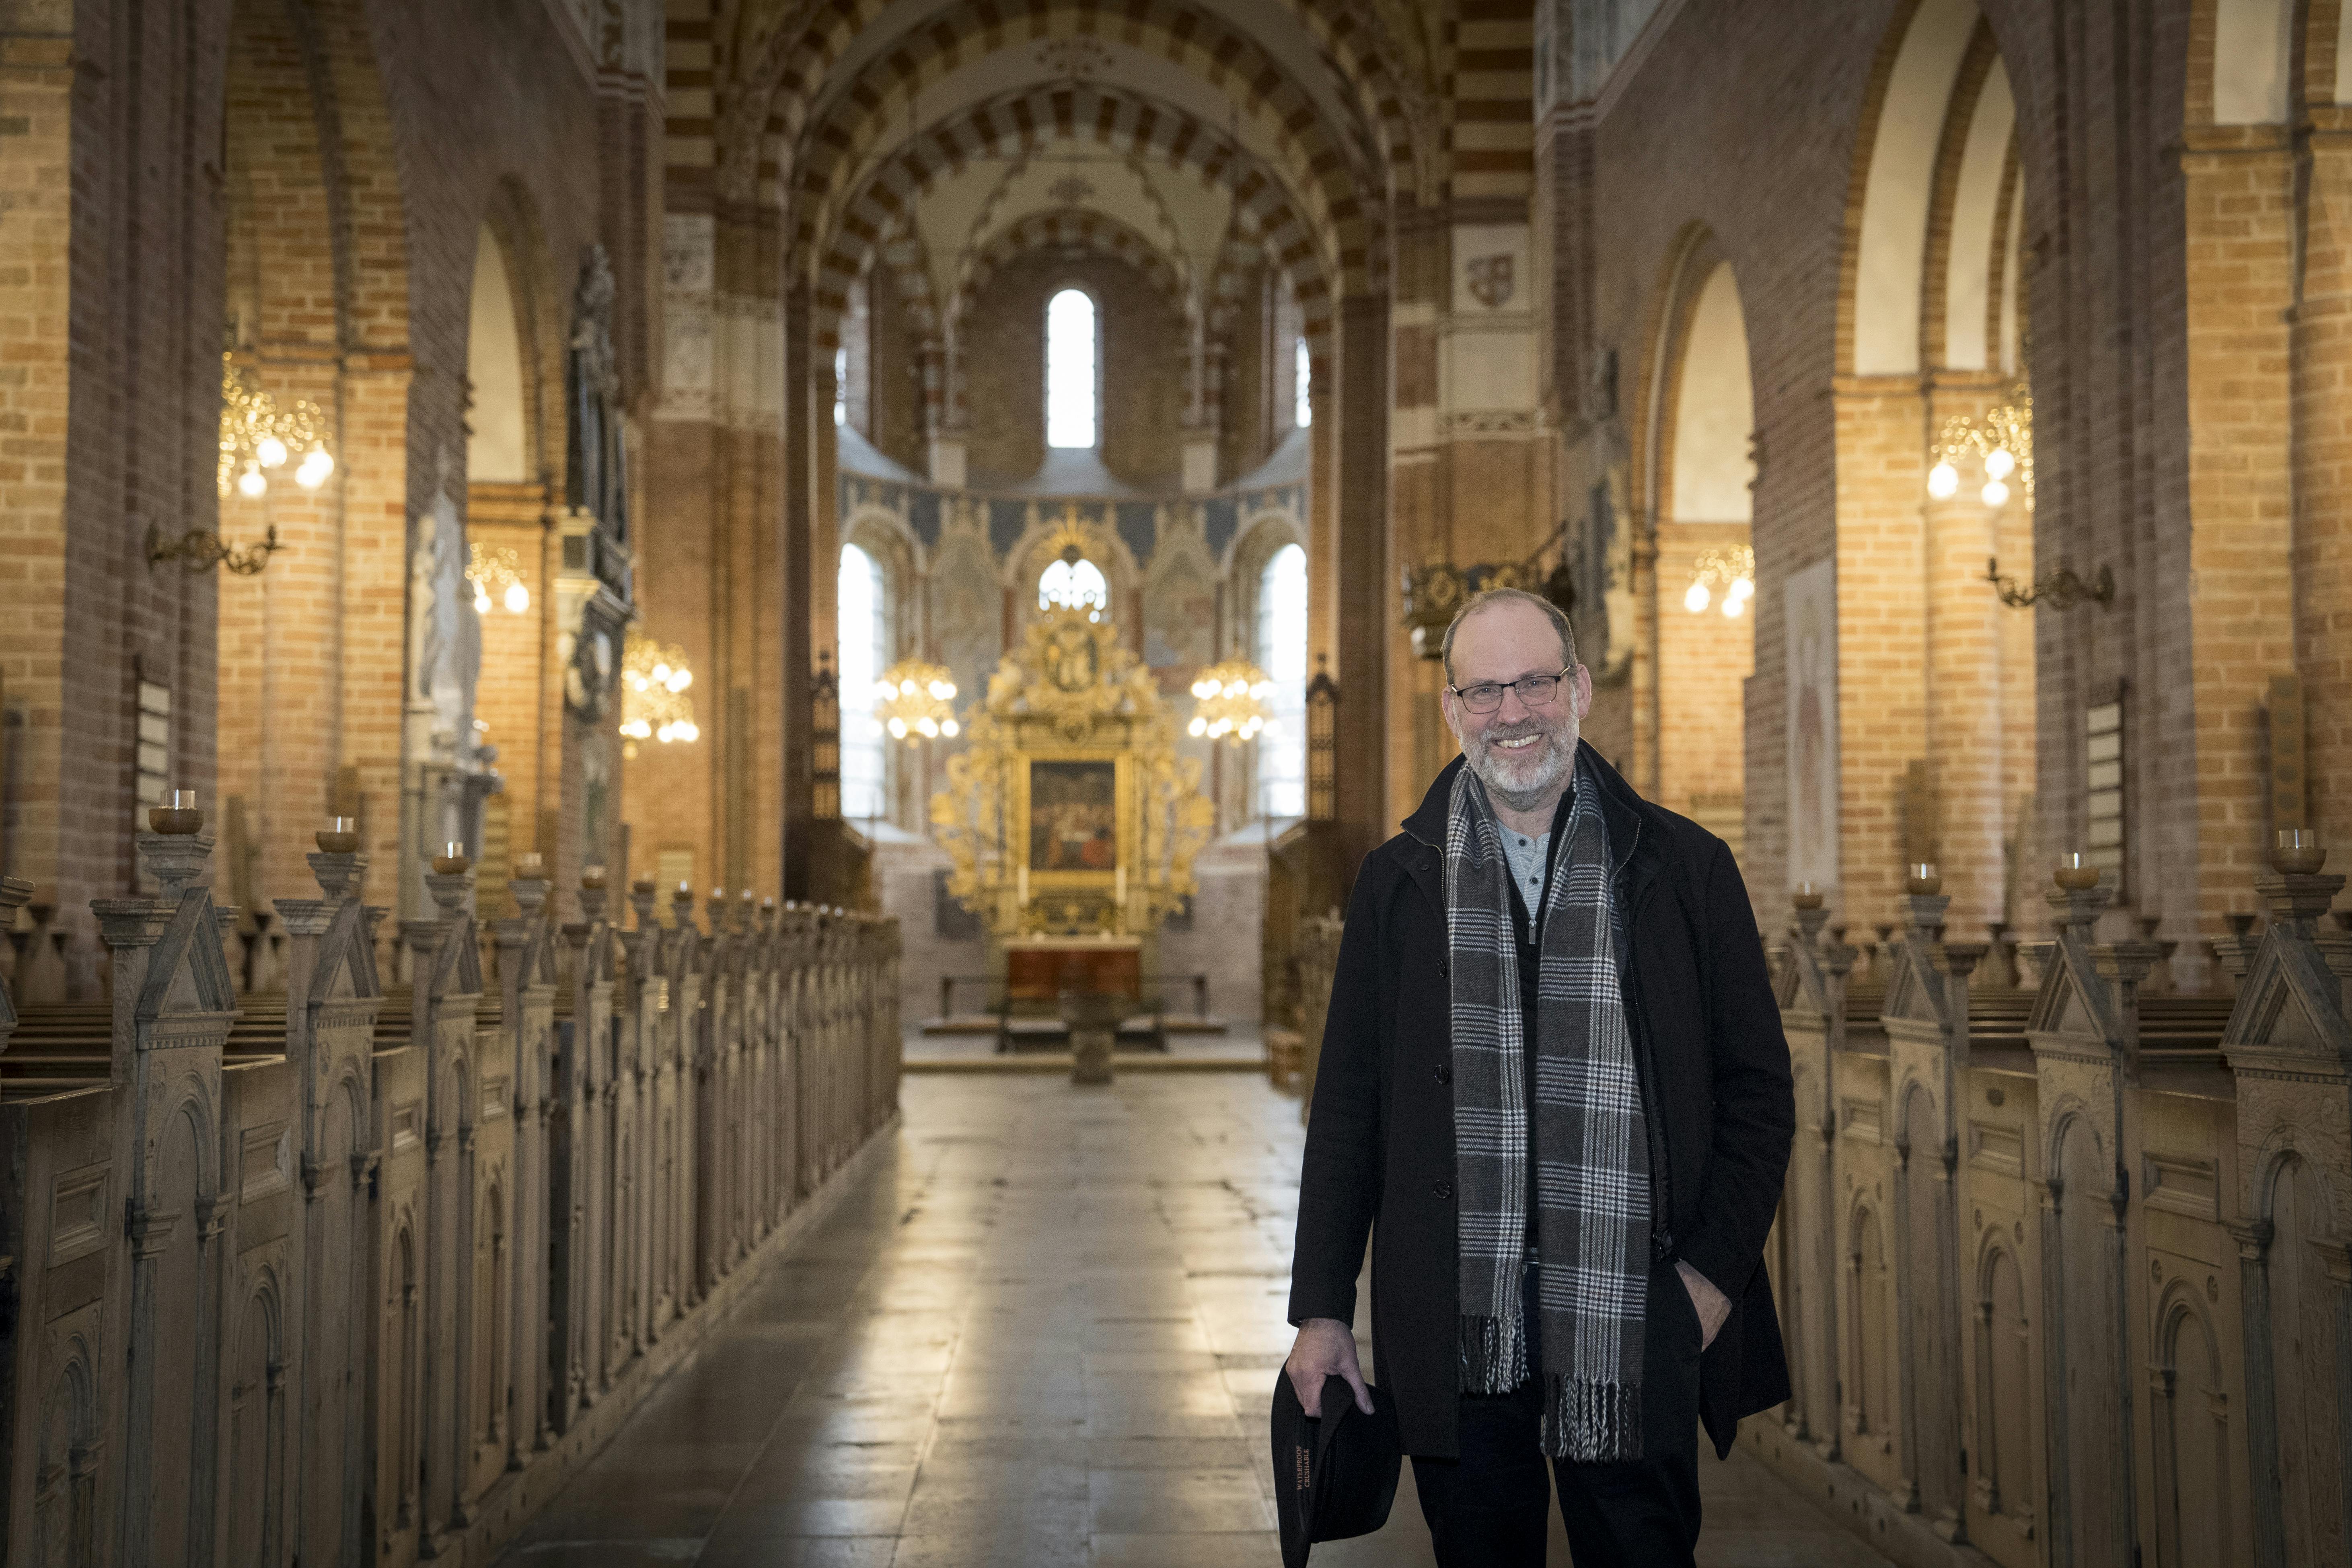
[{"x1": 498, "y1": 1075, "x2": 1892, "y2": 1567}]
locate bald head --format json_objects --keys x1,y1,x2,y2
[{"x1": 1440, "y1": 588, "x2": 1576, "y2": 686}]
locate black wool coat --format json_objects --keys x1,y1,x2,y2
[{"x1": 1287, "y1": 744, "x2": 1796, "y2": 1460}]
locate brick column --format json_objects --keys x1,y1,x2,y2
[
  {"x1": 1833, "y1": 379, "x2": 1930, "y2": 927},
  {"x1": 2178, "y1": 126, "x2": 2295, "y2": 939},
  {"x1": 1335, "y1": 292, "x2": 1390, "y2": 884},
  {"x1": 2295, "y1": 117, "x2": 2352, "y2": 860},
  {"x1": 783, "y1": 282, "x2": 816, "y2": 898},
  {"x1": 1923, "y1": 452, "x2": 2005, "y2": 940}
]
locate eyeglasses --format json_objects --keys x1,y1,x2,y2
[{"x1": 1447, "y1": 666, "x2": 1573, "y2": 715}]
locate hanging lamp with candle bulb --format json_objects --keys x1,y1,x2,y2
[
  {"x1": 620, "y1": 629, "x2": 700, "y2": 755},
  {"x1": 1186, "y1": 659, "x2": 1274, "y2": 742},
  {"x1": 465, "y1": 543, "x2": 532, "y2": 616},
  {"x1": 217, "y1": 351, "x2": 336, "y2": 500},
  {"x1": 1927, "y1": 378, "x2": 2033, "y2": 510},
  {"x1": 1682, "y1": 545, "x2": 1755, "y2": 618},
  {"x1": 872, "y1": 659, "x2": 960, "y2": 743}
]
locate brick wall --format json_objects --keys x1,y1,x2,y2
[
  {"x1": 957, "y1": 253, "x2": 1188, "y2": 491},
  {"x1": 3, "y1": 0, "x2": 650, "y2": 990}
]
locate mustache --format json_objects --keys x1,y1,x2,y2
[{"x1": 1476, "y1": 723, "x2": 1564, "y2": 746}]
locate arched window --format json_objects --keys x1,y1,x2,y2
[
  {"x1": 1294, "y1": 337, "x2": 1312, "y2": 430},
  {"x1": 1256, "y1": 542, "x2": 1308, "y2": 818},
  {"x1": 1046, "y1": 288, "x2": 1098, "y2": 449},
  {"x1": 837, "y1": 543, "x2": 888, "y2": 819},
  {"x1": 833, "y1": 345, "x2": 847, "y2": 427},
  {"x1": 1038, "y1": 557, "x2": 1109, "y2": 621}
]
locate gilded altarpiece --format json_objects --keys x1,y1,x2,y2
[{"x1": 932, "y1": 610, "x2": 1214, "y2": 946}]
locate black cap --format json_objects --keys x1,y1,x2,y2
[{"x1": 1270, "y1": 1371, "x2": 1403, "y2": 1567}]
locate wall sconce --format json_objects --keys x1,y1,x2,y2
[
  {"x1": 872, "y1": 659, "x2": 959, "y2": 743},
  {"x1": 218, "y1": 351, "x2": 334, "y2": 499},
  {"x1": 145, "y1": 520, "x2": 283, "y2": 575},
  {"x1": 1682, "y1": 545, "x2": 1755, "y2": 618},
  {"x1": 1984, "y1": 556, "x2": 2113, "y2": 611},
  {"x1": 467, "y1": 543, "x2": 531, "y2": 615}
]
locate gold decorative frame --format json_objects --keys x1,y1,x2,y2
[{"x1": 933, "y1": 609, "x2": 1214, "y2": 936}]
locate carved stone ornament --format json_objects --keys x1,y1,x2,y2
[
  {"x1": 410, "y1": 483, "x2": 482, "y2": 763},
  {"x1": 563, "y1": 602, "x2": 624, "y2": 721},
  {"x1": 1468, "y1": 254, "x2": 1515, "y2": 310},
  {"x1": 566, "y1": 245, "x2": 628, "y2": 543}
]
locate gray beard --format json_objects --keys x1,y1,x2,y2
[{"x1": 1465, "y1": 726, "x2": 1575, "y2": 814}]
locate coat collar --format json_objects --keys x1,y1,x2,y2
[{"x1": 1398, "y1": 742, "x2": 1665, "y2": 913}]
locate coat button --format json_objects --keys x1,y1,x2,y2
[
  {"x1": 1433, "y1": 1062, "x2": 1451, "y2": 1085},
  {"x1": 1433, "y1": 1178, "x2": 1453, "y2": 1199}
]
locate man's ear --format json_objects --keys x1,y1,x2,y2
[{"x1": 1570, "y1": 664, "x2": 1594, "y2": 721}]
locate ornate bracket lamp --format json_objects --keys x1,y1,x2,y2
[
  {"x1": 145, "y1": 521, "x2": 283, "y2": 575},
  {"x1": 148, "y1": 351, "x2": 340, "y2": 576},
  {"x1": 619, "y1": 629, "x2": 699, "y2": 756},
  {"x1": 467, "y1": 543, "x2": 532, "y2": 615},
  {"x1": 873, "y1": 659, "x2": 961, "y2": 743},
  {"x1": 1927, "y1": 379, "x2": 2033, "y2": 509},
  {"x1": 1401, "y1": 520, "x2": 1580, "y2": 661},
  {"x1": 1983, "y1": 557, "x2": 2114, "y2": 611},
  {"x1": 1187, "y1": 661, "x2": 1273, "y2": 742},
  {"x1": 1682, "y1": 545, "x2": 1755, "y2": 618}
]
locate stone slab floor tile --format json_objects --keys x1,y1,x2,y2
[{"x1": 498, "y1": 1076, "x2": 1894, "y2": 1567}]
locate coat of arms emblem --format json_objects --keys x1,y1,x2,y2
[{"x1": 1467, "y1": 254, "x2": 1515, "y2": 309}]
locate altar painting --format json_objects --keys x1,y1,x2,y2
[{"x1": 1029, "y1": 760, "x2": 1118, "y2": 870}]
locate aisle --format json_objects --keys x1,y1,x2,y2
[{"x1": 498, "y1": 1075, "x2": 1890, "y2": 1567}]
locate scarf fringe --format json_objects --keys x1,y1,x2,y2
[
  {"x1": 1539, "y1": 1375, "x2": 1645, "y2": 1463},
  {"x1": 1458, "y1": 1312, "x2": 1527, "y2": 1396}
]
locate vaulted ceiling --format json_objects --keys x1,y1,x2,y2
[{"x1": 686, "y1": 0, "x2": 1456, "y2": 351}]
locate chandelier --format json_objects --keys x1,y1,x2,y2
[
  {"x1": 620, "y1": 631, "x2": 699, "y2": 748},
  {"x1": 217, "y1": 352, "x2": 335, "y2": 499},
  {"x1": 1927, "y1": 380, "x2": 2033, "y2": 508},
  {"x1": 874, "y1": 659, "x2": 960, "y2": 742},
  {"x1": 1188, "y1": 660, "x2": 1273, "y2": 742},
  {"x1": 1682, "y1": 545, "x2": 1755, "y2": 618},
  {"x1": 467, "y1": 543, "x2": 531, "y2": 614}
]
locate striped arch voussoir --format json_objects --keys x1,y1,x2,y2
[
  {"x1": 951, "y1": 208, "x2": 1195, "y2": 343},
  {"x1": 771, "y1": 0, "x2": 1383, "y2": 290},
  {"x1": 810, "y1": 83, "x2": 1333, "y2": 352}
]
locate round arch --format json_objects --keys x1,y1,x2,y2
[
  {"x1": 1630, "y1": 226, "x2": 1756, "y2": 815},
  {"x1": 722, "y1": 0, "x2": 1425, "y2": 231},
  {"x1": 1839, "y1": 0, "x2": 2037, "y2": 378},
  {"x1": 808, "y1": 82, "x2": 1336, "y2": 355},
  {"x1": 952, "y1": 210, "x2": 1196, "y2": 347},
  {"x1": 471, "y1": 178, "x2": 565, "y2": 486},
  {"x1": 774, "y1": 0, "x2": 1378, "y2": 291}
]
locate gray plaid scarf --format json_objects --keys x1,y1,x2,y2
[{"x1": 1445, "y1": 752, "x2": 1651, "y2": 1461}]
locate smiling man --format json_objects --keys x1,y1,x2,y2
[{"x1": 1283, "y1": 588, "x2": 1795, "y2": 1566}]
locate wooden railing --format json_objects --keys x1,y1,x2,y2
[{"x1": 0, "y1": 820, "x2": 900, "y2": 1566}]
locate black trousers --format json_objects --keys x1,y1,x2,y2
[{"x1": 1410, "y1": 1261, "x2": 1704, "y2": 1567}]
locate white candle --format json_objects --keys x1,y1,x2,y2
[{"x1": 1115, "y1": 865, "x2": 1126, "y2": 906}]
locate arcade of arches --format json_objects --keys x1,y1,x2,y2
[{"x1": 4, "y1": 1, "x2": 2352, "y2": 1566}]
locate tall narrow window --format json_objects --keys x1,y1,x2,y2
[
  {"x1": 837, "y1": 543, "x2": 888, "y2": 819},
  {"x1": 1256, "y1": 543, "x2": 1308, "y2": 818},
  {"x1": 833, "y1": 346, "x2": 848, "y2": 427},
  {"x1": 1294, "y1": 337, "x2": 1312, "y2": 430},
  {"x1": 1046, "y1": 288, "x2": 1098, "y2": 448}
]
